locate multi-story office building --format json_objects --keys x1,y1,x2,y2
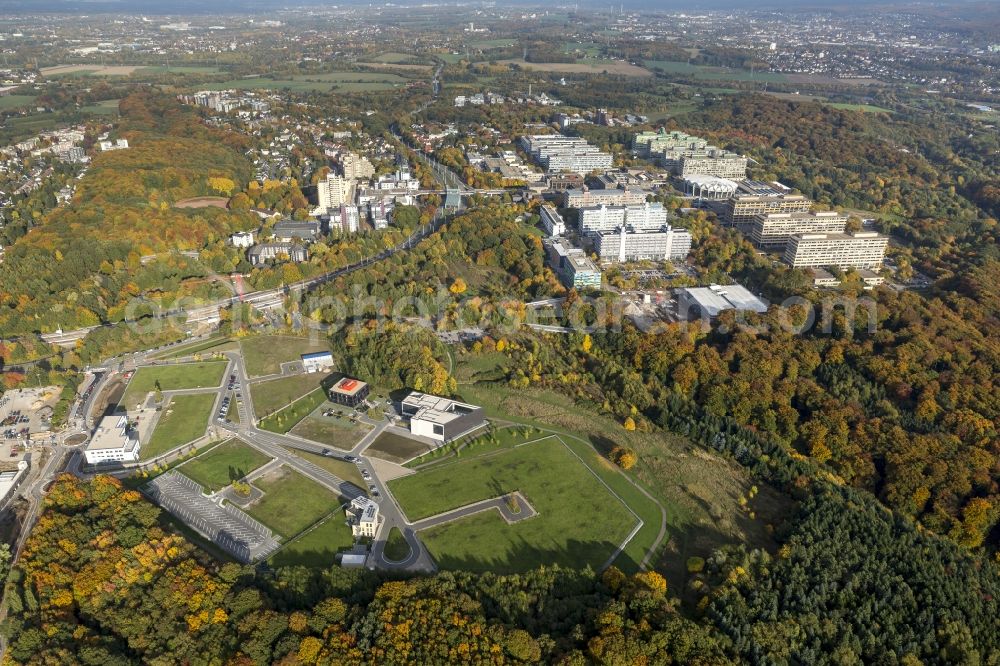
[
  {"x1": 594, "y1": 225, "x2": 692, "y2": 262},
  {"x1": 579, "y1": 202, "x2": 669, "y2": 236},
  {"x1": 750, "y1": 211, "x2": 848, "y2": 250},
  {"x1": 717, "y1": 181, "x2": 813, "y2": 233},
  {"x1": 539, "y1": 205, "x2": 567, "y2": 237},
  {"x1": 634, "y1": 129, "x2": 747, "y2": 179},
  {"x1": 675, "y1": 151, "x2": 748, "y2": 180},
  {"x1": 84, "y1": 415, "x2": 140, "y2": 465},
  {"x1": 632, "y1": 129, "x2": 708, "y2": 157},
  {"x1": 519, "y1": 135, "x2": 613, "y2": 174},
  {"x1": 547, "y1": 240, "x2": 602, "y2": 290},
  {"x1": 563, "y1": 187, "x2": 647, "y2": 208},
  {"x1": 783, "y1": 231, "x2": 888, "y2": 270}
]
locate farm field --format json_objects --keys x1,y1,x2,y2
[
  {"x1": 178, "y1": 439, "x2": 271, "y2": 492},
  {"x1": 246, "y1": 466, "x2": 344, "y2": 539},
  {"x1": 286, "y1": 448, "x2": 367, "y2": 489},
  {"x1": 199, "y1": 72, "x2": 408, "y2": 93},
  {"x1": 826, "y1": 102, "x2": 894, "y2": 113},
  {"x1": 121, "y1": 362, "x2": 227, "y2": 409},
  {"x1": 0, "y1": 95, "x2": 37, "y2": 110},
  {"x1": 80, "y1": 98, "x2": 121, "y2": 116},
  {"x1": 40, "y1": 64, "x2": 223, "y2": 77},
  {"x1": 365, "y1": 430, "x2": 434, "y2": 464},
  {"x1": 250, "y1": 373, "x2": 329, "y2": 417},
  {"x1": 390, "y1": 436, "x2": 636, "y2": 573},
  {"x1": 644, "y1": 60, "x2": 788, "y2": 83},
  {"x1": 142, "y1": 393, "x2": 217, "y2": 461},
  {"x1": 290, "y1": 414, "x2": 371, "y2": 451},
  {"x1": 239, "y1": 335, "x2": 332, "y2": 377},
  {"x1": 270, "y1": 515, "x2": 355, "y2": 568},
  {"x1": 497, "y1": 59, "x2": 651, "y2": 77}
]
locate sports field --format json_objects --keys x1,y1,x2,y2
[
  {"x1": 121, "y1": 362, "x2": 227, "y2": 408},
  {"x1": 179, "y1": 439, "x2": 271, "y2": 492},
  {"x1": 239, "y1": 335, "x2": 332, "y2": 377},
  {"x1": 142, "y1": 393, "x2": 216, "y2": 460},
  {"x1": 390, "y1": 436, "x2": 637, "y2": 572},
  {"x1": 246, "y1": 466, "x2": 344, "y2": 539},
  {"x1": 250, "y1": 373, "x2": 329, "y2": 416}
]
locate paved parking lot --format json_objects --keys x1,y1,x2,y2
[
  {"x1": 0, "y1": 387, "x2": 60, "y2": 441},
  {"x1": 143, "y1": 471, "x2": 280, "y2": 563}
]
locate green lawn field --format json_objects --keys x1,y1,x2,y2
[
  {"x1": 644, "y1": 60, "x2": 787, "y2": 83},
  {"x1": 121, "y1": 362, "x2": 227, "y2": 408},
  {"x1": 0, "y1": 95, "x2": 37, "y2": 111},
  {"x1": 250, "y1": 373, "x2": 329, "y2": 416},
  {"x1": 383, "y1": 527, "x2": 411, "y2": 561},
  {"x1": 290, "y1": 414, "x2": 370, "y2": 451},
  {"x1": 826, "y1": 102, "x2": 893, "y2": 113},
  {"x1": 142, "y1": 393, "x2": 217, "y2": 460},
  {"x1": 286, "y1": 448, "x2": 367, "y2": 489},
  {"x1": 258, "y1": 389, "x2": 327, "y2": 434},
  {"x1": 390, "y1": 436, "x2": 637, "y2": 573},
  {"x1": 366, "y1": 430, "x2": 434, "y2": 464},
  {"x1": 239, "y1": 335, "x2": 332, "y2": 377},
  {"x1": 246, "y1": 466, "x2": 344, "y2": 539},
  {"x1": 178, "y1": 439, "x2": 271, "y2": 491},
  {"x1": 80, "y1": 98, "x2": 121, "y2": 116},
  {"x1": 270, "y1": 515, "x2": 355, "y2": 567},
  {"x1": 152, "y1": 336, "x2": 237, "y2": 359}
]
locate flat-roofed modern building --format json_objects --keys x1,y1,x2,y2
[
  {"x1": 675, "y1": 151, "x2": 748, "y2": 180},
  {"x1": 678, "y1": 284, "x2": 769, "y2": 319},
  {"x1": 248, "y1": 243, "x2": 308, "y2": 266},
  {"x1": 595, "y1": 225, "x2": 692, "y2": 262},
  {"x1": 329, "y1": 377, "x2": 370, "y2": 408},
  {"x1": 347, "y1": 496, "x2": 379, "y2": 538},
  {"x1": 634, "y1": 129, "x2": 747, "y2": 179},
  {"x1": 633, "y1": 129, "x2": 708, "y2": 157},
  {"x1": 519, "y1": 135, "x2": 613, "y2": 174},
  {"x1": 579, "y1": 202, "x2": 669, "y2": 236},
  {"x1": 547, "y1": 240, "x2": 603, "y2": 290},
  {"x1": 401, "y1": 392, "x2": 486, "y2": 442},
  {"x1": 717, "y1": 182, "x2": 813, "y2": 233},
  {"x1": 301, "y1": 351, "x2": 334, "y2": 373},
  {"x1": 272, "y1": 220, "x2": 320, "y2": 243},
  {"x1": 563, "y1": 187, "x2": 647, "y2": 208},
  {"x1": 783, "y1": 231, "x2": 888, "y2": 270},
  {"x1": 85, "y1": 415, "x2": 140, "y2": 464},
  {"x1": 750, "y1": 211, "x2": 848, "y2": 250},
  {"x1": 539, "y1": 205, "x2": 567, "y2": 237}
]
